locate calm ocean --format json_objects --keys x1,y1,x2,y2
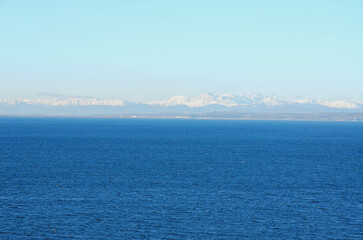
[{"x1": 0, "y1": 117, "x2": 362, "y2": 239}]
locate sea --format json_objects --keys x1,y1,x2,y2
[{"x1": 0, "y1": 117, "x2": 362, "y2": 239}]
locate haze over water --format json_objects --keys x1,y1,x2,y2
[{"x1": 0, "y1": 118, "x2": 361, "y2": 239}]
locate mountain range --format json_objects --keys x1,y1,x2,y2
[{"x1": 1, "y1": 93, "x2": 362, "y2": 119}]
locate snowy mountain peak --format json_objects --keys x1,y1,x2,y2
[
  {"x1": 314, "y1": 100, "x2": 358, "y2": 109},
  {"x1": 147, "y1": 93, "x2": 361, "y2": 110},
  {"x1": 148, "y1": 92, "x2": 241, "y2": 107},
  {"x1": 148, "y1": 93, "x2": 288, "y2": 108},
  {"x1": 0, "y1": 97, "x2": 126, "y2": 107}
]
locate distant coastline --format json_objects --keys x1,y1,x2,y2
[
  {"x1": 1, "y1": 112, "x2": 362, "y2": 122},
  {"x1": 1, "y1": 93, "x2": 362, "y2": 122}
]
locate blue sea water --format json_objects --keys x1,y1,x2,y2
[{"x1": 0, "y1": 118, "x2": 362, "y2": 239}]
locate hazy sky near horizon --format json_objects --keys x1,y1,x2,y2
[{"x1": 0, "y1": 0, "x2": 362, "y2": 101}]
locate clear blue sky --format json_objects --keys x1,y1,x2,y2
[{"x1": 0, "y1": 0, "x2": 362, "y2": 101}]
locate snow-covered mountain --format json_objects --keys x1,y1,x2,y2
[
  {"x1": 148, "y1": 92, "x2": 360, "y2": 110},
  {"x1": 0, "y1": 97, "x2": 126, "y2": 107},
  {"x1": 0, "y1": 93, "x2": 362, "y2": 116},
  {"x1": 147, "y1": 93, "x2": 286, "y2": 107}
]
